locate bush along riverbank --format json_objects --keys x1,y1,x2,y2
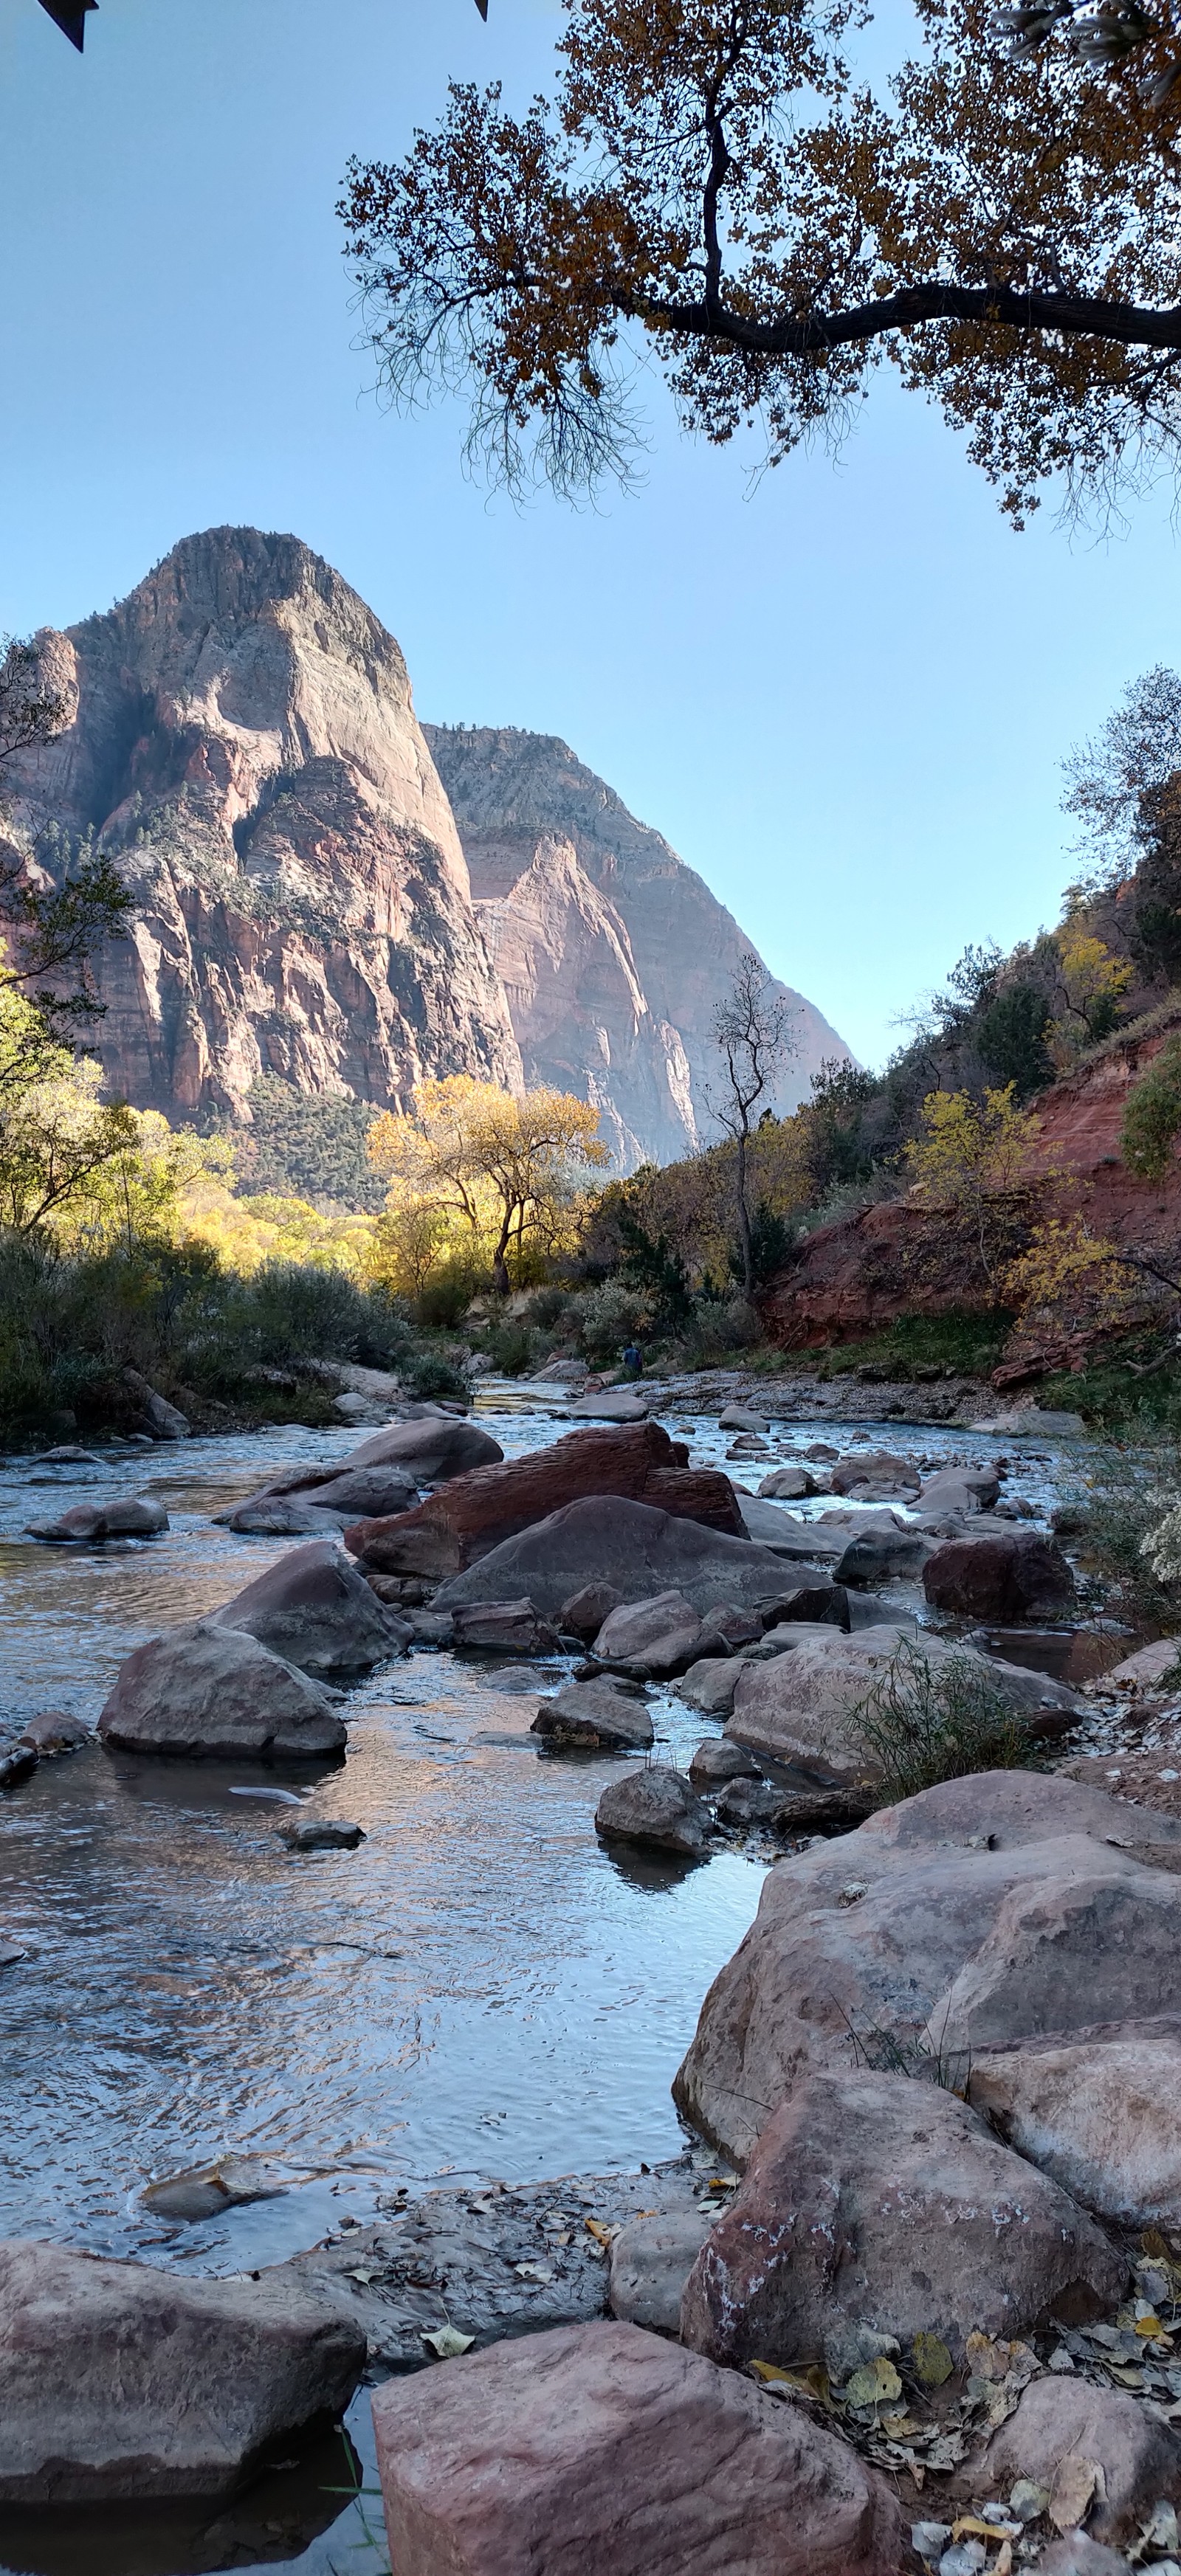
[{"x1": 11, "y1": 1401, "x2": 1181, "y2": 2569}]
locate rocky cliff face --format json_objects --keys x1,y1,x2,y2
[
  {"x1": 424, "y1": 725, "x2": 852, "y2": 1170},
  {"x1": 3, "y1": 529, "x2": 851, "y2": 1171},
  {"x1": 4, "y1": 529, "x2": 522, "y2": 1119}
]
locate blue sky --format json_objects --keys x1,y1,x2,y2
[{"x1": 1, "y1": 0, "x2": 1179, "y2": 1071}]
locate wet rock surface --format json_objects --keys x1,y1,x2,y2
[
  {"x1": 595, "y1": 1764, "x2": 712, "y2": 1856},
  {"x1": 0, "y1": 2237, "x2": 365, "y2": 2501},
  {"x1": 97, "y1": 1620, "x2": 347, "y2": 1760},
  {"x1": 27, "y1": 1495, "x2": 169, "y2": 1543},
  {"x1": 212, "y1": 1539, "x2": 409, "y2": 1677},
  {"x1": 531, "y1": 1677, "x2": 655, "y2": 1750}
]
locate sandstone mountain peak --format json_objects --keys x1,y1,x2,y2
[
  {"x1": 3, "y1": 531, "x2": 850, "y2": 1168},
  {"x1": 426, "y1": 723, "x2": 852, "y2": 1167}
]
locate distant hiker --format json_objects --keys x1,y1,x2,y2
[{"x1": 622, "y1": 1343, "x2": 643, "y2": 1378}]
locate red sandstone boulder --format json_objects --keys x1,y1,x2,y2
[
  {"x1": 968, "y1": 2015, "x2": 1181, "y2": 2228},
  {"x1": 371, "y1": 2319, "x2": 909, "y2": 2575},
  {"x1": 679, "y1": 2068, "x2": 1123, "y2": 2373},
  {"x1": 923, "y1": 1530, "x2": 1076, "y2": 1620},
  {"x1": 344, "y1": 1422, "x2": 743, "y2": 1579}
]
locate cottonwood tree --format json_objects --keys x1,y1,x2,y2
[
  {"x1": 341, "y1": 0, "x2": 1181, "y2": 527},
  {"x1": 709, "y1": 952, "x2": 794, "y2": 1297},
  {"x1": 369, "y1": 1075, "x2": 610, "y2": 1294}
]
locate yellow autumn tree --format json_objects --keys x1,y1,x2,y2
[
  {"x1": 369, "y1": 1076, "x2": 610, "y2": 1293},
  {"x1": 906, "y1": 1086, "x2": 1044, "y2": 1285},
  {"x1": 1048, "y1": 931, "x2": 1132, "y2": 1064},
  {"x1": 1001, "y1": 1214, "x2": 1139, "y2": 1343}
]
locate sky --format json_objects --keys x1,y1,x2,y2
[{"x1": 1, "y1": 0, "x2": 1180, "y2": 1072}]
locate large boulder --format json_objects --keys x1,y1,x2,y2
[
  {"x1": 433, "y1": 1496, "x2": 817, "y2": 1621},
  {"x1": 370, "y1": 2319, "x2": 909, "y2": 2576},
  {"x1": 123, "y1": 1367, "x2": 190, "y2": 1440},
  {"x1": 725, "y1": 1626, "x2": 1083, "y2": 1783},
  {"x1": 734, "y1": 1492, "x2": 842, "y2": 1554},
  {"x1": 968, "y1": 2016, "x2": 1181, "y2": 2227},
  {"x1": 593, "y1": 1590, "x2": 703, "y2": 1679},
  {"x1": 531, "y1": 1679, "x2": 655, "y2": 1751},
  {"x1": 212, "y1": 1541, "x2": 407, "y2": 1676},
  {"x1": 27, "y1": 1496, "x2": 168, "y2": 1542},
  {"x1": 672, "y1": 1770, "x2": 1181, "y2": 2163},
  {"x1": 758, "y1": 1465, "x2": 816, "y2": 1499},
  {"x1": 923, "y1": 1530, "x2": 1077, "y2": 1620},
  {"x1": 596, "y1": 1766, "x2": 712, "y2": 1857},
  {"x1": 977, "y1": 2375, "x2": 1181, "y2": 2549},
  {"x1": 565, "y1": 1387, "x2": 653, "y2": 1420},
  {"x1": 679, "y1": 2068, "x2": 1124, "y2": 2374},
  {"x1": 344, "y1": 1422, "x2": 743, "y2": 1580},
  {"x1": 98, "y1": 1621, "x2": 346, "y2": 1760},
  {"x1": 0, "y1": 2237, "x2": 365, "y2": 2500}
]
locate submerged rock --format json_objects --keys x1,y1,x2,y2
[
  {"x1": 371, "y1": 2319, "x2": 909, "y2": 2576},
  {"x1": 278, "y1": 1816, "x2": 366, "y2": 1851},
  {"x1": 27, "y1": 1496, "x2": 168, "y2": 1542},
  {"x1": 0, "y1": 2237, "x2": 365, "y2": 2500},
  {"x1": 98, "y1": 1622, "x2": 346, "y2": 1761},
  {"x1": 16, "y1": 1710, "x2": 91, "y2": 1756}
]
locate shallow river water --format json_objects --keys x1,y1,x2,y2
[{"x1": 0, "y1": 1392, "x2": 1072, "y2": 2576}]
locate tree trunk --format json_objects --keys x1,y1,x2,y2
[{"x1": 735, "y1": 1129, "x2": 753, "y2": 1299}]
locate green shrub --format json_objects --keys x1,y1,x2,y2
[
  {"x1": 579, "y1": 1280, "x2": 650, "y2": 1367},
  {"x1": 483, "y1": 1322, "x2": 534, "y2": 1376},
  {"x1": 853, "y1": 1637, "x2": 1032, "y2": 1803},
  {"x1": 414, "y1": 1265, "x2": 481, "y2": 1329},
  {"x1": 1121, "y1": 1035, "x2": 1181, "y2": 1181}
]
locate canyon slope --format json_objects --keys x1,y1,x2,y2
[
  {"x1": 426, "y1": 724, "x2": 852, "y2": 1169},
  {"x1": 3, "y1": 528, "x2": 850, "y2": 1169}
]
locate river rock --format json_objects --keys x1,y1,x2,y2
[
  {"x1": 976, "y1": 2375, "x2": 1181, "y2": 2548},
  {"x1": 735, "y1": 1492, "x2": 840, "y2": 1554},
  {"x1": 142, "y1": 2156, "x2": 291, "y2": 2219},
  {"x1": 451, "y1": 1599, "x2": 560, "y2": 1656},
  {"x1": 370, "y1": 2318, "x2": 909, "y2": 2576},
  {"x1": 967, "y1": 2017, "x2": 1181, "y2": 2226},
  {"x1": 831, "y1": 1450, "x2": 921, "y2": 1499},
  {"x1": 713, "y1": 1775, "x2": 782, "y2": 1827},
  {"x1": 923, "y1": 1532, "x2": 1077, "y2": 1620},
  {"x1": 433, "y1": 1496, "x2": 816, "y2": 1621},
  {"x1": 213, "y1": 1540, "x2": 408, "y2": 1676},
  {"x1": 221, "y1": 1498, "x2": 352, "y2": 1536},
  {"x1": 278, "y1": 1816, "x2": 365, "y2": 1851},
  {"x1": 123, "y1": 1367, "x2": 190, "y2": 1440},
  {"x1": 0, "y1": 2237, "x2": 365, "y2": 2501},
  {"x1": 98, "y1": 1621, "x2": 346, "y2": 1760},
  {"x1": 725, "y1": 1626, "x2": 1081, "y2": 1783},
  {"x1": 559, "y1": 1581, "x2": 624, "y2": 1638},
  {"x1": 596, "y1": 1765, "x2": 711, "y2": 1857},
  {"x1": 919, "y1": 1464, "x2": 1001, "y2": 1515},
  {"x1": 680, "y1": 2068, "x2": 1124, "y2": 2374},
  {"x1": 27, "y1": 1496, "x2": 168, "y2": 1542},
  {"x1": 719, "y1": 1404, "x2": 770, "y2": 1431},
  {"x1": 17, "y1": 1710, "x2": 91, "y2": 1755},
  {"x1": 0, "y1": 1741, "x2": 37, "y2": 1790},
  {"x1": 695, "y1": 1603, "x2": 763, "y2": 1654},
  {"x1": 344, "y1": 1422, "x2": 743, "y2": 1580},
  {"x1": 1036, "y1": 2543, "x2": 1130, "y2": 2576},
  {"x1": 679, "y1": 1657, "x2": 746, "y2": 1716},
  {"x1": 758, "y1": 1465, "x2": 816, "y2": 1499},
  {"x1": 531, "y1": 1679, "x2": 654, "y2": 1750},
  {"x1": 833, "y1": 1525, "x2": 934, "y2": 1584},
  {"x1": 688, "y1": 1738, "x2": 762, "y2": 1786},
  {"x1": 673, "y1": 1770, "x2": 1181, "y2": 2163},
  {"x1": 608, "y1": 2212, "x2": 716, "y2": 2332},
  {"x1": 564, "y1": 1387, "x2": 653, "y2": 1421},
  {"x1": 593, "y1": 1590, "x2": 703, "y2": 1679}
]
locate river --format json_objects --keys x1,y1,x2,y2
[{"x1": 0, "y1": 1392, "x2": 1072, "y2": 2576}]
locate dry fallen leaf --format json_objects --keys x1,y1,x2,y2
[
  {"x1": 911, "y1": 2331, "x2": 954, "y2": 2388},
  {"x1": 513, "y1": 2261, "x2": 554, "y2": 2284},
  {"x1": 750, "y1": 2358, "x2": 831, "y2": 2405},
  {"x1": 584, "y1": 2217, "x2": 616, "y2": 2248},
  {"x1": 347, "y1": 2265, "x2": 378, "y2": 2285},
  {"x1": 1049, "y1": 2453, "x2": 1101, "y2": 2535},
  {"x1": 845, "y1": 2355, "x2": 903, "y2": 2408},
  {"x1": 994, "y1": 2544, "x2": 1013, "y2": 2576},
  {"x1": 421, "y1": 2326, "x2": 475, "y2": 2360}
]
